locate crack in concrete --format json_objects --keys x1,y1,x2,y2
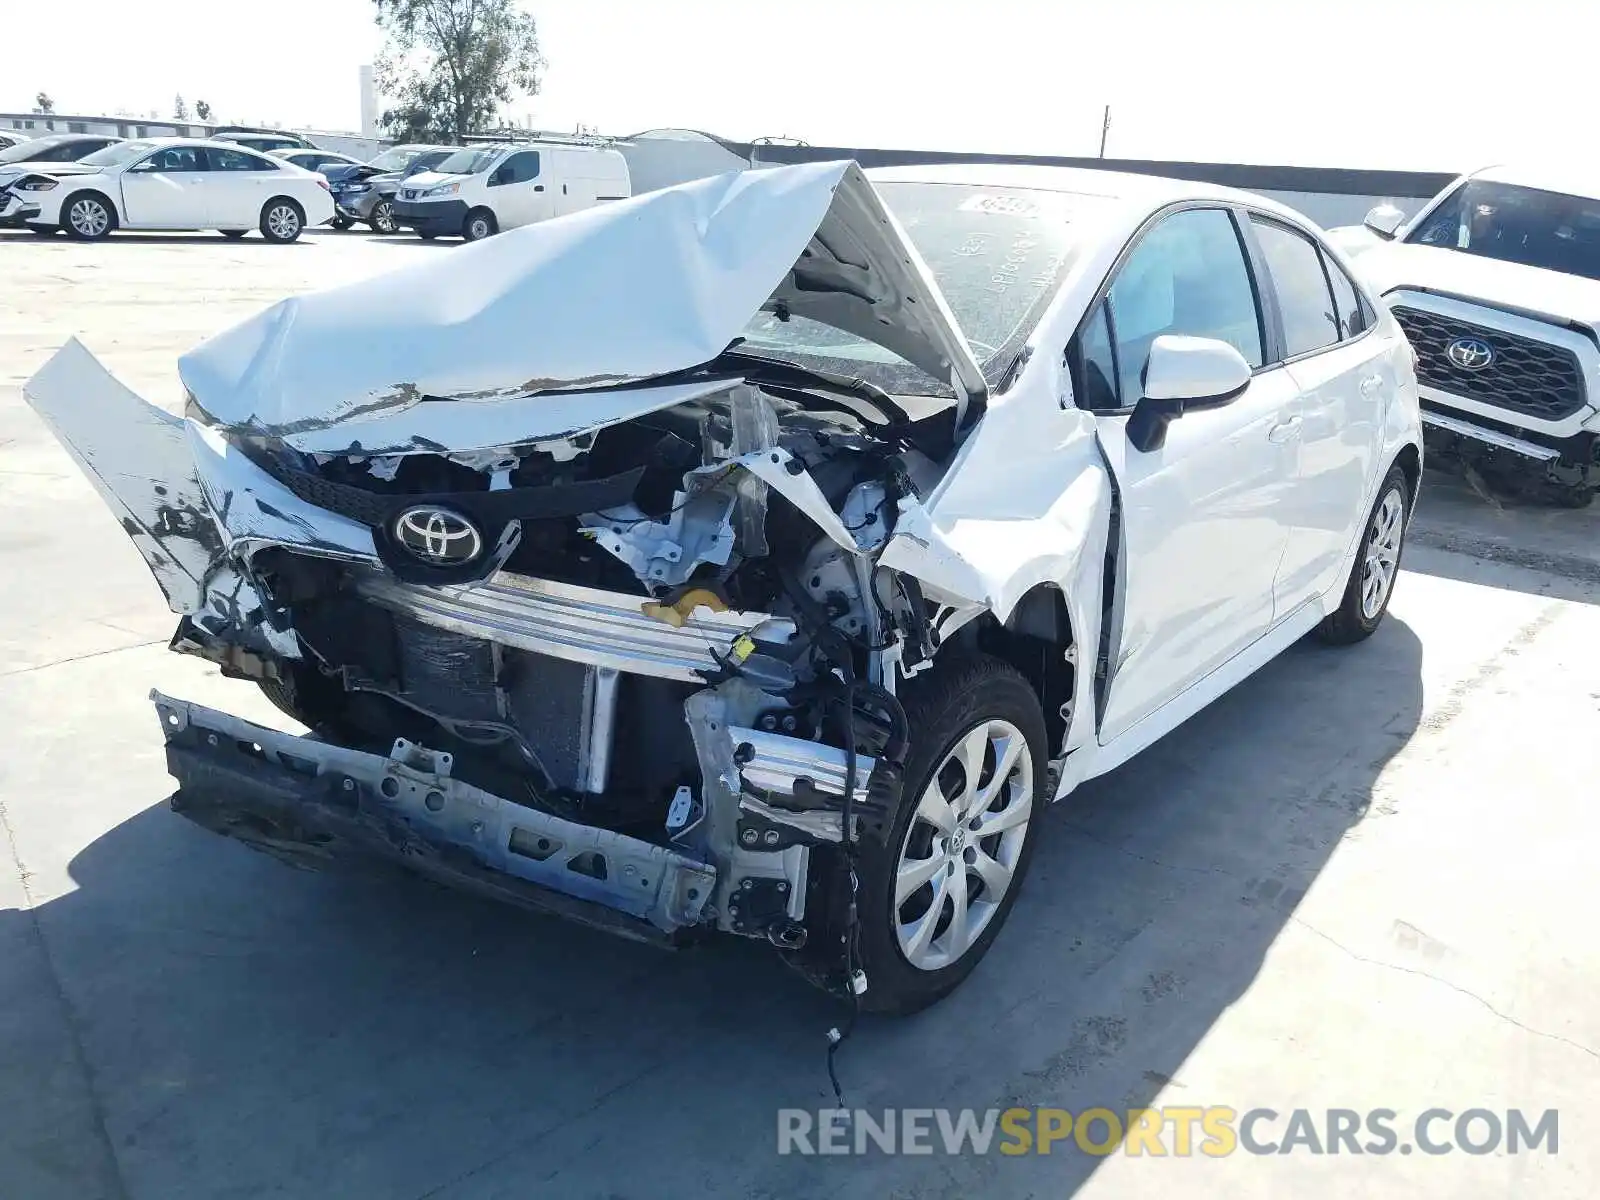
[
  {"x1": 1291, "y1": 915, "x2": 1600, "y2": 1063},
  {"x1": 0, "y1": 638, "x2": 165, "y2": 680}
]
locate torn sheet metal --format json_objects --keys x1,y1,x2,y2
[
  {"x1": 175, "y1": 160, "x2": 986, "y2": 438},
  {"x1": 22, "y1": 339, "x2": 223, "y2": 614},
  {"x1": 277, "y1": 377, "x2": 745, "y2": 458}
]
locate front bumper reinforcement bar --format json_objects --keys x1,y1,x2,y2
[{"x1": 153, "y1": 691, "x2": 717, "y2": 944}]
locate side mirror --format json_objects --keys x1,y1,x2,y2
[
  {"x1": 1127, "y1": 335, "x2": 1252, "y2": 453},
  {"x1": 128, "y1": 160, "x2": 158, "y2": 173},
  {"x1": 1363, "y1": 203, "x2": 1406, "y2": 240},
  {"x1": 488, "y1": 168, "x2": 511, "y2": 186}
]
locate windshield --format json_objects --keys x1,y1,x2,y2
[
  {"x1": 433, "y1": 148, "x2": 500, "y2": 176},
  {"x1": 1406, "y1": 179, "x2": 1600, "y2": 281},
  {"x1": 739, "y1": 181, "x2": 1093, "y2": 396},
  {"x1": 0, "y1": 138, "x2": 62, "y2": 164},
  {"x1": 367, "y1": 145, "x2": 428, "y2": 172},
  {"x1": 80, "y1": 141, "x2": 154, "y2": 168}
]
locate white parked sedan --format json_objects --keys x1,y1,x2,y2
[
  {"x1": 23, "y1": 162, "x2": 1422, "y2": 1013},
  {"x1": 11, "y1": 137, "x2": 335, "y2": 242}
]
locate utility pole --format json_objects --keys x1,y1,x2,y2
[{"x1": 1098, "y1": 104, "x2": 1111, "y2": 158}]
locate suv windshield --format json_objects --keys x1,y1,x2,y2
[
  {"x1": 367, "y1": 145, "x2": 430, "y2": 172},
  {"x1": 433, "y1": 147, "x2": 501, "y2": 176},
  {"x1": 80, "y1": 141, "x2": 154, "y2": 168},
  {"x1": 739, "y1": 181, "x2": 1095, "y2": 397},
  {"x1": 1407, "y1": 179, "x2": 1600, "y2": 281}
]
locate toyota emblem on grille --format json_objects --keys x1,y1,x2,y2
[
  {"x1": 393, "y1": 506, "x2": 483, "y2": 566},
  {"x1": 1446, "y1": 336, "x2": 1495, "y2": 371}
]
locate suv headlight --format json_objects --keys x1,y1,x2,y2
[{"x1": 421, "y1": 182, "x2": 460, "y2": 198}]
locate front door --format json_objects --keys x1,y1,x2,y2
[
  {"x1": 1071, "y1": 206, "x2": 1300, "y2": 742},
  {"x1": 119, "y1": 145, "x2": 209, "y2": 227},
  {"x1": 486, "y1": 150, "x2": 553, "y2": 229}
]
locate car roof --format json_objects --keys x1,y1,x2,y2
[
  {"x1": 1467, "y1": 163, "x2": 1600, "y2": 201},
  {"x1": 864, "y1": 161, "x2": 1285, "y2": 208}
]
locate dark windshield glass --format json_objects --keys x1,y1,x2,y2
[
  {"x1": 740, "y1": 181, "x2": 1093, "y2": 397},
  {"x1": 0, "y1": 137, "x2": 66, "y2": 164},
  {"x1": 1406, "y1": 180, "x2": 1600, "y2": 281}
]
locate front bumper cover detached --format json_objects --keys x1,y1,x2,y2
[{"x1": 154, "y1": 691, "x2": 717, "y2": 945}]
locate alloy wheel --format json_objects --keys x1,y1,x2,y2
[
  {"x1": 267, "y1": 204, "x2": 301, "y2": 240},
  {"x1": 1361, "y1": 487, "x2": 1405, "y2": 619},
  {"x1": 894, "y1": 719, "x2": 1034, "y2": 972},
  {"x1": 372, "y1": 200, "x2": 396, "y2": 233},
  {"x1": 69, "y1": 198, "x2": 109, "y2": 238}
]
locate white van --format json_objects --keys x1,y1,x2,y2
[{"x1": 390, "y1": 141, "x2": 632, "y2": 241}]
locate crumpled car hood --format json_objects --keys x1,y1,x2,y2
[
  {"x1": 177, "y1": 160, "x2": 987, "y2": 441},
  {"x1": 1364, "y1": 242, "x2": 1600, "y2": 332}
]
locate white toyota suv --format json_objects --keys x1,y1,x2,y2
[{"x1": 1333, "y1": 165, "x2": 1600, "y2": 504}]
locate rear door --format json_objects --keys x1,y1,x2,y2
[
  {"x1": 1245, "y1": 215, "x2": 1391, "y2": 608},
  {"x1": 486, "y1": 150, "x2": 551, "y2": 228},
  {"x1": 118, "y1": 144, "x2": 208, "y2": 227},
  {"x1": 201, "y1": 145, "x2": 279, "y2": 227},
  {"x1": 1077, "y1": 205, "x2": 1301, "y2": 743}
]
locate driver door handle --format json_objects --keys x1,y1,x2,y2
[{"x1": 1267, "y1": 415, "x2": 1303, "y2": 443}]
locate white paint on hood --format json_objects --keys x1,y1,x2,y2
[{"x1": 178, "y1": 160, "x2": 986, "y2": 440}]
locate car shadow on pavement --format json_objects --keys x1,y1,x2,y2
[{"x1": 0, "y1": 620, "x2": 1424, "y2": 1200}]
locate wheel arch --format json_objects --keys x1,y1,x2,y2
[
  {"x1": 62, "y1": 187, "x2": 120, "y2": 231},
  {"x1": 1393, "y1": 440, "x2": 1422, "y2": 510},
  {"x1": 941, "y1": 583, "x2": 1078, "y2": 753}
]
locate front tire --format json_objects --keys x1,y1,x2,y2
[
  {"x1": 847, "y1": 655, "x2": 1048, "y2": 1015},
  {"x1": 220, "y1": 230, "x2": 248, "y2": 240},
  {"x1": 462, "y1": 207, "x2": 496, "y2": 241},
  {"x1": 331, "y1": 216, "x2": 353, "y2": 231},
  {"x1": 62, "y1": 192, "x2": 115, "y2": 240},
  {"x1": 259, "y1": 198, "x2": 305, "y2": 243},
  {"x1": 1316, "y1": 464, "x2": 1410, "y2": 645},
  {"x1": 368, "y1": 198, "x2": 398, "y2": 234}
]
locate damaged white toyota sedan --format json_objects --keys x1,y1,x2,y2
[{"x1": 25, "y1": 161, "x2": 1423, "y2": 1013}]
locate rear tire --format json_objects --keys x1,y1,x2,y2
[
  {"x1": 259, "y1": 198, "x2": 305, "y2": 243},
  {"x1": 62, "y1": 191, "x2": 115, "y2": 240},
  {"x1": 1316, "y1": 464, "x2": 1410, "y2": 645},
  {"x1": 841, "y1": 655, "x2": 1048, "y2": 1015},
  {"x1": 462, "y1": 207, "x2": 496, "y2": 242}
]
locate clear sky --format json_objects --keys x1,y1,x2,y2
[{"x1": 4, "y1": 0, "x2": 1593, "y2": 171}]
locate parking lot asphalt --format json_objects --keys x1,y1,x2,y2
[{"x1": 2, "y1": 228, "x2": 1598, "y2": 1199}]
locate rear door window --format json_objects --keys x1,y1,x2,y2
[{"x1": 1251, "y1": 218, "x2": 1341, "y2": 358}]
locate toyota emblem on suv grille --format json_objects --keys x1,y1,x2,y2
[
  {"x1": 393, "y1": 506, "x2": 483, "y2": 566},
  {"x1": 1446, "y1": 336, "x2": 1495, "y2": 371}
]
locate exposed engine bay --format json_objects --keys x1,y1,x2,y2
[{"x1": 173, "y1": 373, "x2": 946, "y2": 954}]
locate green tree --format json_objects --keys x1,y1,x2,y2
[
  {"x1": 34, "y1": 92, "x2": 55, "y2": 115},
  {"x1": 195, "y1": 99, "x2": 213, "y2": 122},
  {"x1": 174, "y1": 94, "x2": 189, "y2": 121},
  {"x1": 373, "y1": 0, "x2": 544, "y2": 141}
]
